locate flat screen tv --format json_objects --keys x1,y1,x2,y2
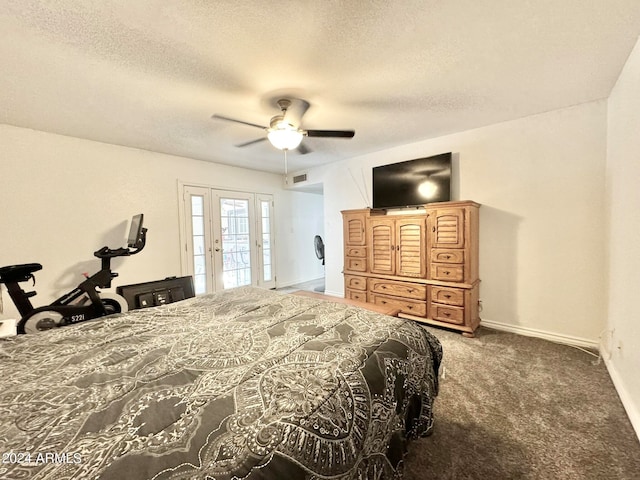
[{"x1": 372, "y1": 153, "x2": 452, "y2": 209}]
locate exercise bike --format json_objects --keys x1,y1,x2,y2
[{"x1": 0, "y1": 214, "x2": 147, "y2": 334}]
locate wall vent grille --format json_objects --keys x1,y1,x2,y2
[{"x1": 293, "y1": 174, "x2": 308, "y2": 184}]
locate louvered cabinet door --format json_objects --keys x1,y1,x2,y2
[
  {"x1": 369, "y1": 219, "x2": 395, "y2": 275},
  {"x1": 395, "y1": 218, "x2": 426, "y2": 278},
  {"x1": 343, "y1": 213, "x2": 366, "y2": 246},
  {"x1": 429, "y1": 208, "x2": 465, "y2": 248}
]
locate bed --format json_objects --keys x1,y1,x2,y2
[{"x1": 0, "y1": 287, "x2": 442, "y2": 479}]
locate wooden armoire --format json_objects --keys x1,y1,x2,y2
[{"x1": 342, "y1": 200, "x2": 480, "y2": 336}]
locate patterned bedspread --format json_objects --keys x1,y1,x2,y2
[{"x1": 0, "y1": 287, "x2": 442, "y2": 479}]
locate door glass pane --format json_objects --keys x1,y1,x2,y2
[
  {"x1": 238, "y1": 217, "x2": 249, "y2": 234},
  {"x1": 235, "y1": 200, "x2": 248, "y2": 217},
  {"x1": 261, "y1": 200, "x2": 272, "y2": 282},
  {"x1": 194, "y1": 254, "x2": 206, "y2": 274},
  {"x1": 220, "y1": 197, "x2": 251, "y2": 288},
  {"x1": 194, "y1": 274, "x2": 206, "y2": 295},
  {"x1": 192, "y1": 216, "x2": 204, "y2": 236},
  {"x1": 191, "y1": 195, "x2": 207, "y2": 294},
  {"x1": 193, "y1": 235, "x2": 205, "y2": 255},
  {"x1": 191, "y1": 196, "x2": 204, "y2": 216},
  {"x1": 221, "y1": 216, "x2": 230, "y2": 234}
]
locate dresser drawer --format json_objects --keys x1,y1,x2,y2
[
  {"x1": 345, "y1": 275, "x2": 367, "y2": 291},
  {"x1": 431, "y1": 264, "x2": 464, "y2": 282},
  {"x1": 368, "y1": 278, "x2": 427, "y2": 300},
  {"x1": 345, "y1": 246, "x2": 367, "y2": 258},
  {"x1": 346, "y1": 257, "x2": 367, "y2": 272},
  {"x1": 346, "y1": 289, "x2": 367, "y2": 303},
  {"x1": 431, "y1": 248, "x2": 464, "y2": 264},
  {"x1": 370, "y1": 294, "x2": 427, "y2": 317},
  {"x1": 431, "y1": 303, "x2": 465, "y2": 325},
  {"x1": 431, "y1": 286, "x2": 465, "y2": 306}
]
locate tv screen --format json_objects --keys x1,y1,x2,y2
[{"x1": 372, "y1": 153, "x2": 451, "y2": 209}]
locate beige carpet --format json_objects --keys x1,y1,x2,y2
[{"x1": 403, "y1": 326, "x2": 640, "y2": 479}]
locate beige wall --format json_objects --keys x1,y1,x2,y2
[
  {"x1": 606, "y1": 34, "x2": 640, "y2": 439},
  {"x1": 0, "y1": 124, "x2": 324, "y2": 320},
  {"x1": 301, "y1": 100, "x2": 607, "y2": 346}
]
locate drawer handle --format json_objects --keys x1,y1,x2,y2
[
  {"x1": 443, "y1": 312, "x2": 451, "y2": 317},
  {"x1": 444, "y1": 271, "x2": 450, "y2": 275},
  {"x1": 408, "y1": 288, "x2": 414, "y2": 293},
  {"x1": 407, "y1": 305, "x2": 413, "y2": 310},
  {"x1": 381, "y1": 285, "x2": 387, "y2": 289},
  {"x1": 444, "y1": 294, "x2": 451, "y2": 299},
  {"x1": 381, "y1": 300, "x2": 387, "y2": 304},
  {"x1": 444, "y1": 255, "x2": 451, "y2": 259}
]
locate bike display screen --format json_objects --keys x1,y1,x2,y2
[{"x1": 127, "y1": 214, "x2": 144, "y2": 247}]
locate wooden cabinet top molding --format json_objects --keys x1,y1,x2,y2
[{"x1": 341, "y1": 200, "x2": 480, "y2": 217}]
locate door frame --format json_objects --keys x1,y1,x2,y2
[{"x1": 178, "y1": 181, "x2": 277, "y2": 293}]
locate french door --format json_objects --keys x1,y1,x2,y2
[{"x1": 182, "y1": 186, "x2": 275, "y2": 294}]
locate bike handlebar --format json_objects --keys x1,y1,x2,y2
[
  {"x1": 93, "y1": 247, "x2": 130, "y2": 258},
  {"x1": 93, "y1": 228, "x2": 147, "y2": 259}
]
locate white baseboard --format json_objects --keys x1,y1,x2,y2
[
  {"x1": 602, "y1": 355, "x2": 640, "y2": 442},
  {"x1": 480, "y1": 318, "x2": 599, "y2": 349},
  {"x1": 323, "y1": 289, "x2": 344, "y2": 298},
  {"x1": 276, "y1": 276, "x2": 324, "y2": 289}
]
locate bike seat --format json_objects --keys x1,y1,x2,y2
[{"x1": 0, "y1": 263, "x2": 43, "y2": 283}]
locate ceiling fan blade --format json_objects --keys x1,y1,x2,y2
[
  {"x1": 212, "y1": 114, "x2": 266, "y2": 130},
  {"x1": 305, "y1": 129, "x2": 355, "y2": 138},
  {"x1": 296, "y1": 143, "x2": 311, "y2": 155},
  {"x1": 235, "y1": 137, "x2": 267, "y2": 148}
]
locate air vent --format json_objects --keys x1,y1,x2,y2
[{"x1": 293, "y1": 174, "x2": 308, "y2": 184}]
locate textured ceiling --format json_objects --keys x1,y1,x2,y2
[{"x1": 2, "y1": 0, "x2": 640, "y2": 173}]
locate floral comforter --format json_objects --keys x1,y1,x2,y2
[{"x1": 0, "y1": 287, "x2": 442, "y2": 479}]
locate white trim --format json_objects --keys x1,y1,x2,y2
[
  {"x1": 323, "y1": 289, "x2": 344, "y2": 298},
  {"x1": 479, "y1": 318, "x2": 599, "y2": 349},
  {"x1": 276, "y1": 277, "x2": 325, "y2": 290},
  {"x1": 602, "y1": 356, "x2": 640, "y2": 443},
  {"x1": 256, "y1": 194, "x2": 276, "y2": 289},
  {"x1": 177, "y1": 179, "x2": 272, "y2": 197},
  {"x1": 177, "y1": 180, "x2": 188, "y2": 276}
]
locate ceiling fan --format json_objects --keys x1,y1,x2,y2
[{"x1": 212, "y1": 99, "x2": 355, "y2": 155}]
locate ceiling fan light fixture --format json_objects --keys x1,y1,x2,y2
[
  {"x1": 213, "y1": 97, "x2": 354, "y2": 154},
  {"x1": 267, "y1": 123, "x2": 303, "y2": 150}
]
